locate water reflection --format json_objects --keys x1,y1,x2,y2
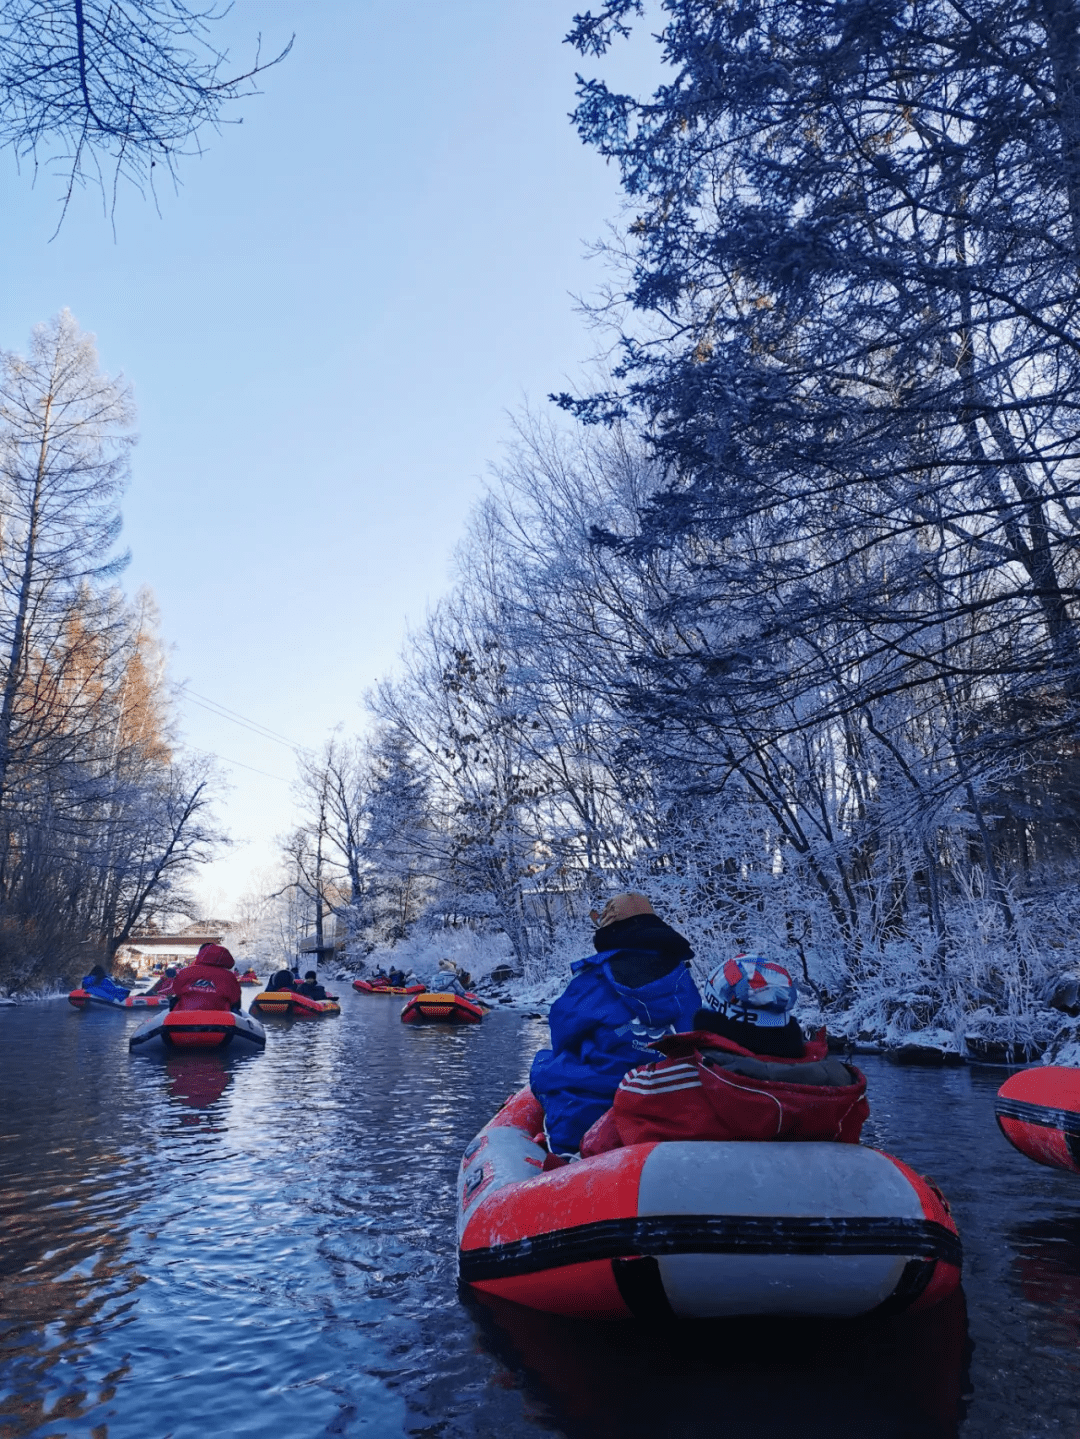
[
  {"x1": 162, "y1": 1052, "x2": 232, "y2": 1114},
  {"x1": 469, "y1": 1288, "x2": 971, "y2": 1439},
  {"x1": 3, "y1": 1006, "x2": 1080, "y2": 1437},
  {"x1": 1010, "y1": 1217, "x2": 1080, "y2": 1357},
  {"x1": 0, "y1": 1017, "x2": 149, "y2": 1438}
]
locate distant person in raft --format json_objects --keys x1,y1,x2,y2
[
  {"x1": 146, "y1": 966, "x2": 178, "y2": 997},
  {"x1": 429, "y1": 959, "x2": 469, "y2": 996},
  {"x1": 266, "y1": 968, "x2": 297, "y2": 992},
  {"x1": 579, "y1": 954, "x2": 868, "y2": 1157},
  {"x1": 80, "y1": 965, "x2": 130, "y2": 1002},
  {"x1": 297, "y1": 970, "x2": 327, "y2": 1000},
  {"x1": 528, "y1": 893, "x2": 701, "y2": 1157},
  {"x1": 169, "y1": 944, "x2": 242, "y2": 1013}
]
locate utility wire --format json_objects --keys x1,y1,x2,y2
[
  {"x1": 205, "y1": 750, "x2": 291, "y2": 784},
  {"x1": 176, "y1": 685, "x2": 304, "y2": 751},
  {"x1": 183, "y1": 692, "x2": 297, "y2": 749},
  {"x1": 185, "y1": 689, "x2": 301, "y2": 748}
]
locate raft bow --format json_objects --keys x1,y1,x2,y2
[
  {"x1": 458, "y1": 1087, "x2": 961, "y2": 1320},
  {"x1": 996, "y1": 1066, "x2": 1080, "y2": 1174}
]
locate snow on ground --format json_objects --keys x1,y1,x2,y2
[
  {"x1": 1042, "y1": 1019, "x2": 1080, "y2": 1067},
  {"x1": 350, "y1": 929, "x2": 516, "y2": 987},
  {"x1": 325, "y1": 928, "x2": 1080, "y2": 1063}
]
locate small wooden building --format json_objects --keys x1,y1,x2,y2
[{"x1": 116, "y1": 931, "x2": 223, "y2": 977}]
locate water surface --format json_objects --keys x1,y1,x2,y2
[{"x1": 1, "y1": 992, "x2": 1078, "y2": 1437}]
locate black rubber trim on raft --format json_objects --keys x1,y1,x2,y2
[
  {"x1": 872, "y1": 1258, "x2": 937, "y2": 1316},
  {"x1": 459, "y1": 1214, "x2": 962, "y2": 1283},
  {"x1": 129, "y1": 1025, "x2": 165, "y2": 1047},
  {"x1": 611, "y1": 1255, "x2": 676, "y2": 1319},
  {"x1": 996, "y1": 1103, "x2": 1080, "y2": 1169},
  {"x1": 995, "y1": 1096, "x2": 1080, "y2": 1136},
  {"x1": 165, "y1": 1023, "x2": 235, "y2": 1034},
  {"x1": 160, "y1": 1026, "x2": 235, "y2": 1049}
]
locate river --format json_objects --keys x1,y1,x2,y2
[{"x1": 0, "y1": 988, "x2": 1078, "y2": 1438}]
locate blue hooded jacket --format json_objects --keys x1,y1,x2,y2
[
  {"x1": 530, "y1": 916, "x2": 700, "y2": 1153},
  {"x1": 81, "y1": 971, "x2": 130, "y2": 1003}
]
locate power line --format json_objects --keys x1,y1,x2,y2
[
  {"x1": 186, "y1": 688, "x2": 301, "y2": 748},
  {"x1": 183, "y1": 692, "x2": 296, "y2": 749},
  {"x1": 176, "y1": 685, "x2": 304, "y2": 751},
  {"x1": 207, "y1": 750, "x2": 291, "y2": 784}
]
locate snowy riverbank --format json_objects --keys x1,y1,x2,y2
[
  {"x1": 336, "y1": 927, "x2": 1080, "y2": 1068},
  {"x1": 9, "y1": 926, "x2": 1077, "y2": 1069}
]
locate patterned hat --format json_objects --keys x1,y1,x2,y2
[{"x1": 703, "y1": 955, "x2": 798, "y2": 1028}]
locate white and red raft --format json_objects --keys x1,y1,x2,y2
[
  {"x1": 128, "y1": 1007, "x2": 266, "y2": 1053},
  {"x1": 457, "y1": 1087, "x2": 962, "y2": 1321},
  {"x1": 68, "y1": 988, "x2": 171, "y2": 1010}
]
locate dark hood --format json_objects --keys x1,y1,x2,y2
[
  {"x1": 593, "y1": 913, "x2": 693, "y2": 959},
  {"x1": 593, "y1": 913, "x2": 694, "y2": 989}
]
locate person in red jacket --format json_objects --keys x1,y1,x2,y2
[
  {"x1": 170, "y1": 944, "x2": 242, "y2": 1013},
  {"x1": 580, "y1": 953, "x2": 868, "y2": 1156}
]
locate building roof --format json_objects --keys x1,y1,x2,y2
[{"x1": 121, "y1": 933, "x2": 222, "y2": 948}]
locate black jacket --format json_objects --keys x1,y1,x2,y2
[{"x1": 692, "y1": 1007, "x2": 806, "y2": 1058}]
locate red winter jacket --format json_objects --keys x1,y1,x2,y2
[
  {"x1": 579, "y1": 1029, "x2": 868, "y2": 1156},
  {"x1": 171, "y1": 945, "x2": 241, "y2": 1013}
]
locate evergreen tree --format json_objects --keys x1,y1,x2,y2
[{"x1": 561, "y1": 0, "x2": 1080, "y2": 759}]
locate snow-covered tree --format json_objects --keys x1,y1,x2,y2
[
  {"x1": 0, "y1": 315, "x2": 221, "y2": 990},
  {"x1": 559, "y1": 0, "x2": 1080, "y2": 829}
]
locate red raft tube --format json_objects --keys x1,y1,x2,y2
[
  {"x1": 69, "y1": 988, "x2": 171, "y2": 1011},
  {"x1": 995, "y1": 1066, "x2": 1080, "y2": 1173},
  {"x1": 402, "y1": 991, "x2": 484, "y2": 1025},
  {"x1": 237, "y1": 969, "x2": 260, "y2": 987},
  {"x1": 128, "y1": 1007, "x2": 266, "y2": 1052},
  {"x1": 458, "y1": 1088, "x2": 962, "y2": 1321},
  {"x1": 353, "y1": 979, "x2": 426, "y2": 995}
]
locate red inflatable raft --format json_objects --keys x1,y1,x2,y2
[
  {"x1": 353, "y1": 979, "x2": 425, "y2": 995},
  {"x1": 995, "y1": 1066, "x2": 1080, "y2": 1173},
  {"x1": 68, "y1": 988, "x2": 171, "y2": 1010},
  {"x1": 238, "y1": 970, "x2": 260, "y2": 986},
  {"x1": 250, "y1": 989, "x2": 341, "y2": 1018},
  {"x1": 402, "y1": 991, "x2": 484, "y2": 1025},
  {"x1": 128, "y1": 1007, "x2": 266, "y2": 1051},
  {"x1": 458, "y1": 1088, "x2": 961, "y2": 1320}
]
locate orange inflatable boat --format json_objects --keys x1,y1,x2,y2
[
  {"x1": 458, "y1": 1087, "x2": 962, "y2": 1320},
  {"x1": 995, "y1": 1066, "x2": 1080, "y2": 1173},
  {"x1": 250, "y1": 989, "x2": 340, "y2": 1018},
  {"x1": 402, "y1": 991, "x2": 484, "y2": 1025}
]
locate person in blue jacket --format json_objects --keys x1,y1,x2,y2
[
  {"x1": 80, "y1": 964, "x2": 130, "y2": 1003},
  {"x1": 529, "y1": 893, "x2": 701, "y2": 1155}
]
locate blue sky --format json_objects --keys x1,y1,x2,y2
[{"x1": 0, "y1": 1, "x2": 654, "y2": 915}]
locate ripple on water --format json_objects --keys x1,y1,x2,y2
[{"x1": 1, "y1": 1004, "x2": 1080, "y2": 1436}]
